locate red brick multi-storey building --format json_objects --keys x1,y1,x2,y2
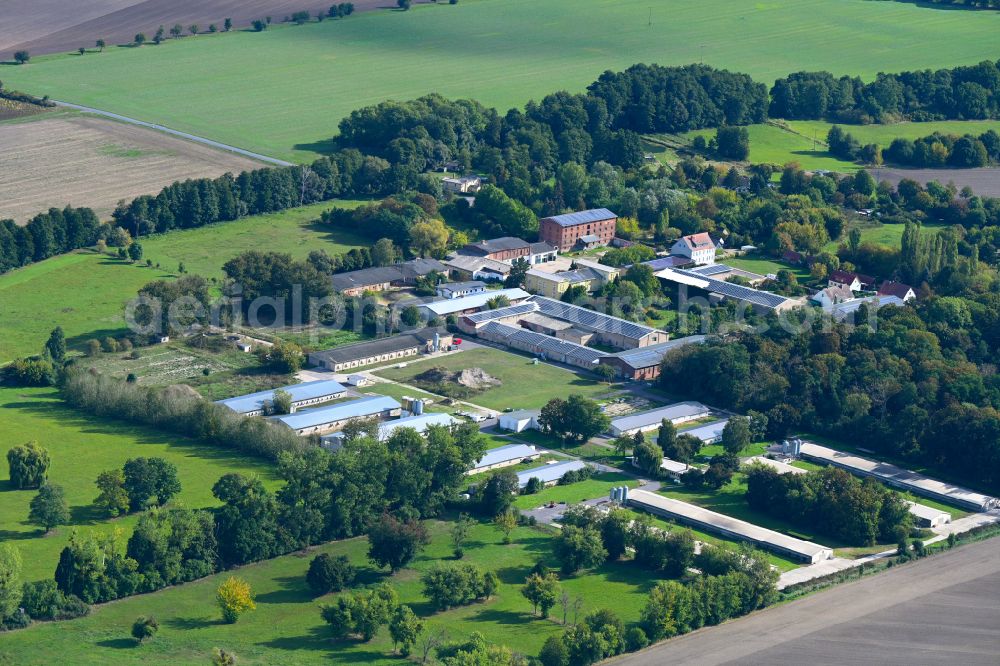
[{"x1": 539, "y1": 208, "x2": 617, "y2": 252}]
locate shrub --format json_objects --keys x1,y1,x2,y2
[
  {"x1": 131, "y1": 615, "x2": 159, "y2": 643},
  {"x1": 217, "y1": 577, "x2": 255, "y2": 624},
  {"x1": 624, "y1": 626, "x2": 649, "y2": 651},
  {"x1": 7, "y1": 441, "x2": 50, "y2": 489},
  {"x1": 306, "y1": 553, "x2": 355, "y2": 596}
]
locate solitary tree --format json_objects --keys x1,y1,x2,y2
[
  {"x1": 216, "y1": 576, "x2": 256, "y2": 623},
  {"x1": 494, "y1": 509, "x2": 517, "y2": 545},
  {"x1": 306, "y1": 553, "x2": 355, "y2": 595},
  {"x1": 388, "y1": 605, "x2": 423, "y2": 655},
  {"x1": 223, "y1": 18, "x2": 233, "y2": 32},
  {"x1": 521, "y1": 572, "x2": 559, "y2": 618},
  {"x1": 398, "y1": 0, "x2": 411, "y2": 9},
  {"x1": 7, "y1": 441, "x2": 50, "y2": 489},
  {"x1": 367, "y1": 514, "x2": 429, "y2": 572},
  {"x1": 170, "y1": 24, "x2": 183, "y2": 38},
  {"x1": 28, "y1": 484, "x2": 70, "y2": 533},
  {"x1": 45, "y1": 326, "x2": 66, "y2": 364},
  {"x1": 721, "y1": 416, "x2": 752, "y2": 455},
  {"x1": 78, "y1": 47, "x2": 86, "y2": 55},
  {"x1": 450, "y1": 513, "x2": 475, "y2": 558},
  {"x1": 133, "y1": 33, "x2": 146, "y2": 46},
  {"x1": 96, "y1": 39, "x2": 106, "y2": 51},
  {"x1": 189, "y1": 25, "x2": 199, "y2": 36},
  {"x1": 271, "y1": 389, "x2": 293, "y2": 415},
  {"x1": 13, "y1": 50, "x2": 30, "y2": 64},
  {"x1": 153, "y1": 26, "x2": 164, "y2": 44},
  {"x1": 211, "y1": 648, "x2": 238, "y2": 666},
  {"x1": 127, "y1": 242, "x2": 144, "y2": 262},
  {"x1": 594, "y1": 363, "x2": 616, "y2": 384},
  {"x1": 131, "y1": 615, "x2": 159, "y2": 644}
]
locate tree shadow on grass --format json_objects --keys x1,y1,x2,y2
[
  {"x1": 70, "y1": 503, "x2": 105, "y2": 525},
  {"x1": 292, "y1": 138, "x2": 338, "y2": 156},
  {"x1": 255, "y1": 575, "x2": 311, "y2": 605},
  {"x1": 96, "y1": 638, "x2": 137, "y2": 649},
  {"x1": 164, "y1": 615, "x2": 222, "y2": 630},
  {"x1": 466, "y1": 606, "x2": 530, "y2": 626},
  {"x1": 495, "y1": 564, "x2": 533, "y2": 586},
  {"x1": 257, "y1": 624, "x2": 336, "y2": 652}
]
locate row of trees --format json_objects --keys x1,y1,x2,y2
[
  {"x1": 770, "y1": 60, "x2": 1000, "y2": 123},
  {"x1": 745, "y1": 465, "x2": 912, "y2": 545},
  {"x1": 0, "y1": 207, "x2": 102, "y2": 274},
  {"x1": 828, "y1": 125, "x2": 1000, "y2": 168}
]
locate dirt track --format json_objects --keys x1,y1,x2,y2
[
  {"x1": 615, "y1": 535, "x2": 1000, "y2": 665},
  {"x1": 0, "y1": 114, "x2": 262, "y2": 223},
  {"x1": 1, "y1": 0, "x2": 389, "y2": 59},
  {"x1": 872, "y1": 167, "x2": 1000, "y2": 198}
]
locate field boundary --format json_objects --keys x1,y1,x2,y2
[{"x1": 53, "y1": 100, "x2": 294, "y2": 166}]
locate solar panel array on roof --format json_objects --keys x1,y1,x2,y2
[
  {"x1": 530, "y1": 296, "x2": 657, "y2": 340},
  {"x1": 689, "y1": 264, "x2": 731, "y2": 277},
  {"x1": 609, "y1": 335, "x2": 707, "y2": 369},
  {"x1": 541, "y1": 208, "x2": 617, "y2": 228},
  {"x1": 464, "y1": 302, "x2": 539, "y2": 324},
  {"x1": 669, "y1": 269, "x2": 791, "y2": 309},
  {"x1": 643, "y1": 256, "x2": 692, "y2": 271},
  {"x1": 484, "y1": 322, "x2": 606, "y2": 365}
]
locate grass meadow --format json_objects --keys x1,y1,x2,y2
[
  {"x1": 0, "y1": 202, "x2": 367, "y2": 363},
  {"x1": 678, "y1": 119, "x2": 1000, "y2": 173},
  {"x1": 375, "y1": 347, "x2": 616, "y2": 411},
  {"x1": 0, "y1": 519, "x2": 660, "y2": 665},
  {"x1": 0, "y1": 386, "x2": 279, "y2": 582},
  {"x1": 2, "y1": 0, "x2": 998, "y2": 161}
]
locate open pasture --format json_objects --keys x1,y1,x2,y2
[
  {"x1": 0, "y1": 114, "x2": 263, "y2": 223},
  {"x1": 0, "y1": 202, "x2": 367, "y2": 363},
  {"x1": 0, "y1": 386, "x2": 279, "y2": 582},
  {"x1": 2, "y1": 0, "x2": 998, "y2": 162},
  {"x1": 0, "y1": 519, "x2": 657, "y2": 664}
]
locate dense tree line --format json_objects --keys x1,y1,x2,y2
[
  {"x1": 0, "y1": 207, "x2": 101, "y2": 274},
  {"x1": 659, "y1": 297, "x2": 1000, "y2": 488},
  {"x1": 828, "y1": 125, "x2": 1000, "y2": 168},
  {"x1": 770, "y1": 60, "x2": 1000, "y2": 123},
  {"x1": 745, "y1": 464, "x2": 912, "y2": 545}
]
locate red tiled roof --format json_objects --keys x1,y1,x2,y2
[{"x1": 878, "y1": 281, "x2": 914, "y2": 299}]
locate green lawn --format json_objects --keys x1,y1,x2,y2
[
  {"x1": 724, "y1": 256, "x2": 810, "y2": 281},
  {"x1": 822, "y1": 219, "x2": 947, "y2": 254},
  {"x1": 679, "y1": 119, "x2": 1000, "y2": 173},
  {"x1": 375, "y1": 347, "x2": 615, "y2": 411},
  {"x1": 140, "y1": 201, "x2": 369, "y2": 279},
  {"x1": 0, "y1": 386, "x2": 279, "y2": 582},
  {"x1": 3, "y1": 0, "x2": 998, "y2": 162},
  {"x1": 0, "y1": 202, "x2": 367, "y2": 363},
  {"x1": 0, "y1": 519, "x2": 659, "y2": 664},
  {"x1": 513, "y1": 472, "x2": 639, "y2": 511}
]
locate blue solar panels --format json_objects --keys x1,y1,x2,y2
[
  {"x1": 465, "y1": 302, "x2": 538, "y2": 324},
  {"x1": 669, "y1": 269, "x2": 791, "y2": 309},
  {"x1": 530, "y1": 296, "x2": 657, "y2": 341},
  {"x1": 541, "y1": 208, "x2": 617, "y2": 228},
  {"x1": 610, "y1": 336, "x2": 707, "y2": 369},
  {"x1": 689, "y1": 264, "x2": 731, "y2": 277}
]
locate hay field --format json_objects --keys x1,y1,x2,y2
[{"x1": 0, "y1": 114, "x2": 263, "y2": 222}]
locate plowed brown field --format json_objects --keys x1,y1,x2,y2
[
  {"x1": 1, "y1": 0, "x2": 386, "y2": 59},
  {"x1": 0, "y1": 114, "x2": 262, "y2": 223}
]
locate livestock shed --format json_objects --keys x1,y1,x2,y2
[
  {"x1": 477, "y1": 321, "x2": 606, "y2": 370},
  {"x1": 470, "y1": 443, "x2": 540, "y2": 475},
  {"x1": 609, "y1": 401, "x2": 712, "y2": 437},
  {"x1": 321, "y1": 411, "x2": 458, "y2": 448},
  {"x1": 419, "y1": 288, "x2": 530, "y2": 318},
  {"x1": 679, "y1": 419, "x2": 729, "y2": 444},
  {"x1": 798, "y1": 442, "x2": 999, "y2": 512},
  {"x1": 458, "y1": 301, "x2": 540, "y2": 334},
  {"x1": 744, "y1": 457, "x2": 807, "y2": 475},
  {"x1": 828, "y1": 295, "x2": 905, "y2": 322},
  {"x1": 498, "y1": 409, "x2": 541, "y2": 433},
  {"x1": 215, "y1": 379, "x2": 346, "y2": 417},
  {"x1": 599, "y1": 335, "x2": 707, "y2": 381},
  {"x1": 516, "y1": 460, "x2": 589, "y2": 489},
  {"x1": 627, "y1": 490, "x2": 832, "y2": 564},
  {"x1": 271, "y1": 395, "x2": 401, "y2": 436},
  {"x1": 308, "y1": 328, "x2": 452, "y2": 372}
]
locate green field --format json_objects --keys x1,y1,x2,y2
[
  {"x1": 680, "y1": 120, "x2": 1000, "y2": 173},
  {"x1": 2, "y1": 0, "x2": 998, "y2": 161},
  {"x1": 0, "y1": 386, "x2": 279, "y2": 582},
  {"x1": 0, "y1": 202, "x2": 367, "y2": 363},
  {"x1": 140, "y1": 201, "x2": 369, "y2": 278},
  {"x1": 0, "y1": 519, "x2": 659, "y2": 665},
  {"x1": 375, "y1": 347, "x2": 616, "y2": 411}
]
